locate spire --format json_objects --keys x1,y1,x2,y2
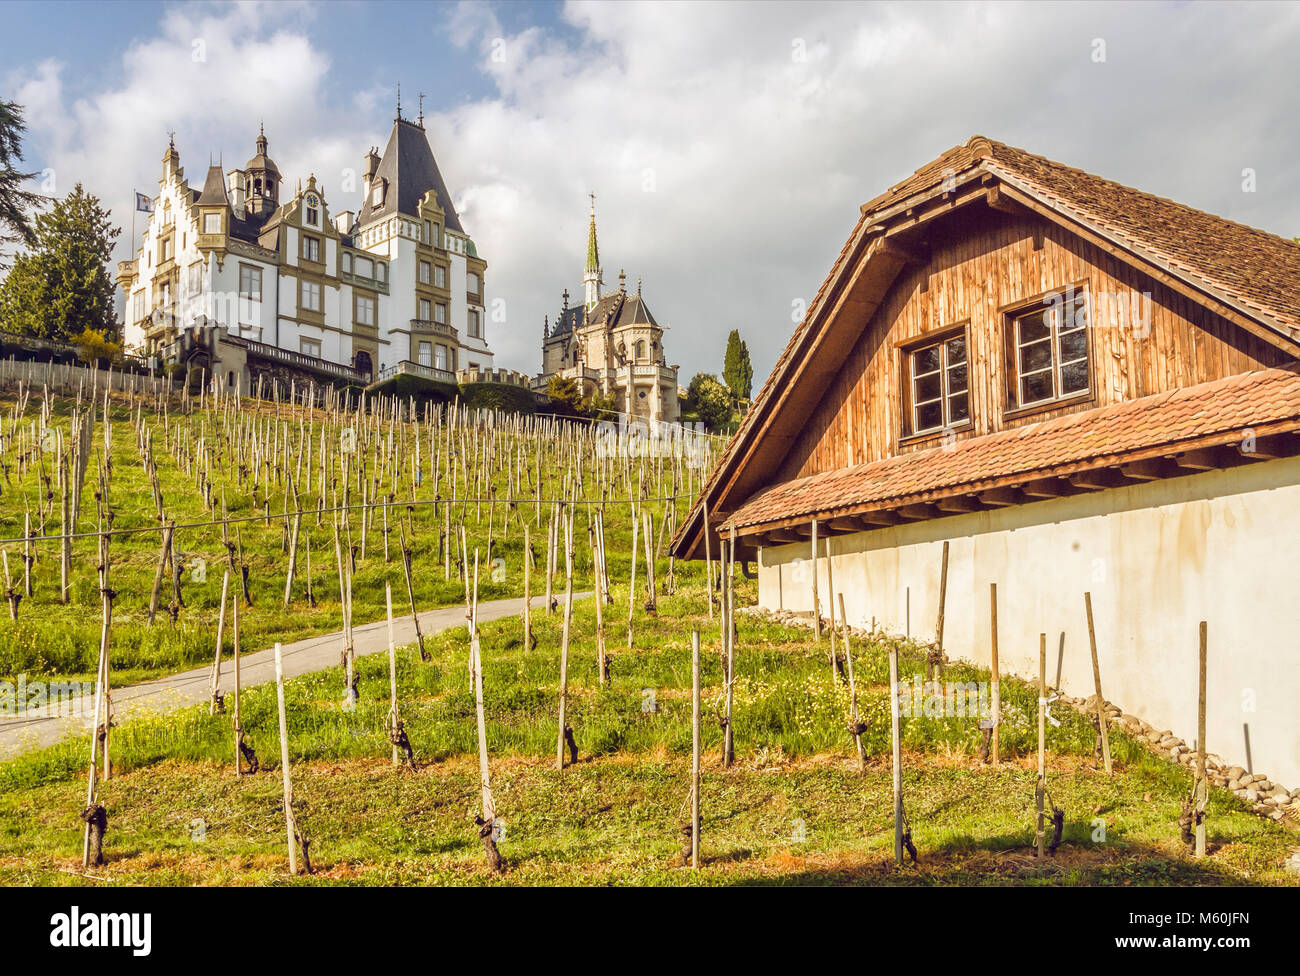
[
  {"x1": 583, "y1": 194, "x2": 603, "y2": 311},
  {"x1": 585, "y1": 193, "x2": 599, "y2": 274},
  {"x1": 396, "y1": 83, "x2": 402, "y2": 121}
]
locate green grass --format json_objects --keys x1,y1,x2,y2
[
  {"x1": 1, "y1": 576, "x2": 1295, "y2": 886},
  {"x1": 0, "y1": 390, "x2": 694, "y2": 685}
]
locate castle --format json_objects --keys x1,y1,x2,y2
[
  {"x1": 538, "y1": 204, "x2": 679, "y2": 423},
  {"x1": 116, "y1": 105, "x2": 493, "y2": 394}
]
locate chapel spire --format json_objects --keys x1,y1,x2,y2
[{"x1": 583, "y1": 194, "x2": 603, "y2": 310}]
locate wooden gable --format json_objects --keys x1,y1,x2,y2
[{"x1": 779, "y1": 203, "x2": 1292, "y2": 483}]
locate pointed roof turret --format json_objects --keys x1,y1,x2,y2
[
  {"x1": 196, "y1": 163, "x2": 230, "y2": 207},
  {"x1": 358, "y1": 117, "x2": 463, "y2": 232}
]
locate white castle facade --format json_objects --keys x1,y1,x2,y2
[{"x1": 116, "y1": 110, "x2": 493, "y2": 393}]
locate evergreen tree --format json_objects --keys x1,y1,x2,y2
[
  {"x1": 0, "y1": 100, "x2": 44, "y2": 266},
  {"x1": 0, "y1": 183, "x2": 121, "y2": 342},
  {"x1": 722, "y1": 328, "x2": 753, "y2": 401}
]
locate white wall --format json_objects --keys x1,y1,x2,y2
[{"x1": 757, "y1": 456, "x2": 1300, "y2": 788}]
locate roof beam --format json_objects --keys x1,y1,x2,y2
[
  {"x1": 935, "y1": 494, "x2": 983, "y2": 513},
  {"x1": 978, "y1": 486, "x2": 1024, "y2": 507}
]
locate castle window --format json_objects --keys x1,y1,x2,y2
[
  {"x1": 434, "y1": 302, "x2": 447, "y2": 324},
  {"x1": 418, "y1": 341, "x2": 432, "y2": 367},
  {"x1": 376, "y1": 263, "x2": 386, "y2": 283},
  {"x1": 305, "y1": 195, "x2": 319, "y2": 226},
  {"x1": 132, "y1": 291, "x2": 144, "y2": 323},
  {"x1": 635, "y1": 340, "x2": 647, "y2": 361},
  {"x1": 239, "y1": 266, "x2": 262, "y2": 301},
  {"x1": 434, "y1": 344, "x2": 448, "y2": 371},
  {"x1": 342, "y1": 253, "x2": 351, "y2": 274},
  {"x1": 356, "y1": 295, "x2": 375, "y2": 327},
  {"x1": 423, "y1": 220, "x2": 431, "y2": 244},
  {"x1": 300, "y1": 337, "x2": 322, "y2": 358},
  {"x1": 419, "y1": 299, "x2": 432, "y2": 321},
  {"x1": 434, "y1": 265, "x2": 446, "y2": 288},
  {"x1": 354, "y1": 255, "x2": 373, "y2": 279},
  {"x1": 419, "y1": 261, "x2": 431, "y2": 285},
  {"x1": 301, "y1": 280, "x2": 321, "y2": 313},
  {"x1": 204, "y1": 213, "x2": 221, "y2": 234},
  {"x1": 302, "y1": 235, "x2": 320, "y2": 263},
  {"x1": 468, "y1": 309, "x2": 481, "y2": 339},
  {"x1": 467, "y1": 272, "x2": 480, "y2": 295}
]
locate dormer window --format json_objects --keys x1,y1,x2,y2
[{"x1": 371, "y1": 180, "x2": 386, "y2": 207}]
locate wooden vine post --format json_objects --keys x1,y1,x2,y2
[
  {"x1": 385, "y1": 582, "x2": 400, "y2": 766},
  {"x1": 931, "y1": 540, "x2": 949, "y2": 680},
  {"x1": 1195, "y1": 620, "x2": 1208, "y2": 858},
  {"x1": 555, "y1": 509, "x2": 575, "y2": 771},
  {"x1": 468, "y1": 554, "x2": 504, "y2": 873},
  {"x1": 989, "y1": 582, "x2": 1000, "y2": 766},
  {"x1": 232, "y1": 589, "x2": 244, "y2": 777},
  {"x1": 521, "y1": 524, "x2": 534, "y2": 651},
  {"x1": 273, "y1": 642, "x2": 299, "y2": 875},
  {"x1": 1036, "y1": 632, "x2": 1047, "y2": 858},
  {"x1": 722, "y1": 521, "x2": 736, "y2": 767},
  {"x1": 691, "y1": 628, "x2": 701, "y2": 870},
  {"x1": 208, "y1": 570, "x2": 230, "y2": 714},
  {"x1": 888, "y1": 634, "x2": 903, "y2": 865},
  {"x1": 838, "y1": 593, "x2": 866, "y2": 772},
  {"x1": 810, "y1": 518, "x2": 820, "y2": 641},
  {"x1": 1084, "y1": 591, "x2": 1112, "y2": 776}
]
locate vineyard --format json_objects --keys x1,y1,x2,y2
[{"x1": 0, "y1": 362, "x2": 1294, "y2": 886}]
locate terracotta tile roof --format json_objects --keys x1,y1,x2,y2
[
  {"x1": 865, "y1": 135, "x2": 1300, "y2": 335},
  {"x1": 729, "y1": 366, "x2": 1300, "y2": 531}
]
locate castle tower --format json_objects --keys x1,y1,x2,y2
[
  {"x1": 244, "y1": 124, "x2": 281, "y2": 221},
  {"x1": 583, "y1": 196, "x2": 602, "y2": 311}
]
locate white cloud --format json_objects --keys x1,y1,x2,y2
[{"x1": 7, "y1": 0, "x2": 1300, "y2": 388}]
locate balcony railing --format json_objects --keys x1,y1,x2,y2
[
  {"x1": 374, "y1": 359, "x2": 457, "y2": 385},
  {"x1": 244, "y1": 339, "x2": 367, "y2": 382},
  {"x1": 409, "y1": 319, "x2": 458, "y2": 341},
  {"x1": 630, "y1": 363, "x2": 676, "y2": 381}
]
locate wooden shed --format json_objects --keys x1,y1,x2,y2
[{"x1": 672, "y1": 136, "x2": 1300, "y2": 788}]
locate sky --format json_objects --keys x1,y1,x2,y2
[{"x1": 2, "y1": 0, "x2": 1299, "y2": 386}]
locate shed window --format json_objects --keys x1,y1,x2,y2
[
  {"x1": 908, "y1": 333, "x2": 969, "y2": 435},
  {"x1": 1007, "y1": 291, "x2": 1090, "y2": 410}
]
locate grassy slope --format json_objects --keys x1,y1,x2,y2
[
  {"x1": 1, "y1": 578, "x2": 1294, "y2": 886},
  {"x1": 0, "y1": 390, "x2": 678, "y2": 685}
]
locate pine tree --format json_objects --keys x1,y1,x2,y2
[
  {"x1": 0, "y1": 183, "x2": 121, "y2": 342},
  {"x1": 722, "y1": 328, "x2": 753, "y2": 401},
  {"x1": 0, "y1": 100, "x2": 44, "y2": 267}
]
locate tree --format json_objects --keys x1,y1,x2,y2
[
  {"x1": 721, "y1": 329, "x2": 753, "y2": 402},
  {"x1": 687, "y1": 372, "x2": 733, "y2": 433},
  {"x1": 0, "y1": 100, "x2": 44, "y2": 265},
  {"x1": 0, "y1": 183, "x2": 121, "y2": 342},
  {"x1": 75, "y1": 327, "x2": 122, "y2": 368},
  {"x1": 545, "y1": 374, "x2": 584, "y2": 416},
  {"x1": 581, "y1": 390, "x2": 619, "y2": 421}
]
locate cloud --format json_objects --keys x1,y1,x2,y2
[
  {"x1": 429, "y1": 0, "x2": 1300, "y2": 384},
  {"x1": 7, "y1": 0, "x2": 1300, "y2": 388}
]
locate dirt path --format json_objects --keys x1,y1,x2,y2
[{"x1": 0, "y1": 592, "x2": 591, "y2": 760}]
